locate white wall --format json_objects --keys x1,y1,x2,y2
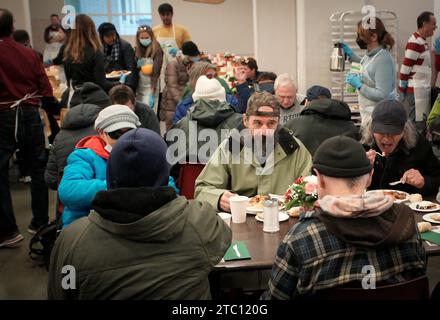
[
  {"x1": 2, "y1": 0, "x2": 32, "y2": 40},
  {"x1": 301, "y1": 0, "x2": 363, "y2": 91},
  {"x1": 29, "y1": 0, "x2": 64, "y2": 52},
  {"x1": 151, "y1": 0, "x2": 254, "y2": 56},
  {"x1": 369, "y1": 0, "x2": 435, "y2": 65},
  {"x1": 254, "y1": 0, "x2": 297, "y2": 79}
]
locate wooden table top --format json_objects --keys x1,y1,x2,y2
[{"x1": 215, "y1": 209, "x2": 440, "y2": 272}]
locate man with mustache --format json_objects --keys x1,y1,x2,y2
[{"x1": 195, "y1": 92, "x2": 312, "y2": 213}]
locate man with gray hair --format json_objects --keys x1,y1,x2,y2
[{"x1": 274, "y1": 74, "x2": 306, "y2": 125}]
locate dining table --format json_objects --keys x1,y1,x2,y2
[
  {"x1": 214, "y1": 209, "x2": 440, "y2": 273},
  {"x1": 209, "y1": 202, "x2": 440, "y2": 298}
]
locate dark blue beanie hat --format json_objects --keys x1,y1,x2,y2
[{"x1": 107, "y1": 128, "x2": 170, "y2": 189}]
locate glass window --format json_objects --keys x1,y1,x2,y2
[{"x1": 64, "y1": 0, "x2": 152, "y2": 35}]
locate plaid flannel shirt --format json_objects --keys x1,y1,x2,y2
[
  {"x1": 104, "y1": 39, "x2": 120, "y2": 63},
  {"x1": 263, "y1": 210, "x2": 427, "y2": 300}
]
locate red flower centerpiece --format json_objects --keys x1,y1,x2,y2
[{"x1": 282, "y1": 176, "x2": 318, "y2": 215}]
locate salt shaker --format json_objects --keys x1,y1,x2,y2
[{"x1": 263, "y1": 199, "x2": 279, "y2": 233}]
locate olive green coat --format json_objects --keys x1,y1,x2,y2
[{"x1": 195, "y1": 128, "x2": 313, "y2": 210}]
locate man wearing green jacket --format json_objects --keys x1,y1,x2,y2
[
  {"x1": 195, "y1": 92, "x2": 313, "y2": 212},
  {"x1": 48, "y1": 129, "x2": 231, "y2": 300}
]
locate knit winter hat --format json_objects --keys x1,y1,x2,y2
[
  {"x1": 107, "y1": 129, "x2": 170, "y2": 189},
  {"x1": 192, "y1": 76, "x2": 227, "y2": 102},
  {"x1": 95, "y1": 105, "x2": 141, "y2": 133},
  {"x1": 313, "y1": 136, "x2": 372, "y2": 178}
]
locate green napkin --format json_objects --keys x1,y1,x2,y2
[
  {"x1": 224, "y1": 241, "x2": 251, "y2": 261},
  {"x1": 421, "y1": 231, "x2": 440, "y2": 246}
]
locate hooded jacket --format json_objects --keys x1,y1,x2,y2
[
  {"x1": 58, "y1": 136, "x2": 109, "y2": 228},
  {"x1": 264, "y1": 202, "x2": 426, "y2": 299},
  {"x1": 48, "y1": 187, "x2": 232, "y2": 300},
  {"x1": 284, "y1": 99, "x2": 359, "y2": 155},
  {"x1": 173, "y1": 94, "x2": 239, "y2": 124},
  {"x1": 45, "y1": 104, "x2": 100, "y2": 190},
  {"x1": 169, "y1": 99, "x2": 243, "y2": 164}
]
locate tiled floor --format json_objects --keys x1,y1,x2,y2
[{"x1": 1, "y1": 178, "x2": 440, "y2": 300}]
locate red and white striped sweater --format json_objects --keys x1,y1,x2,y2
[{"x1": 399, "y1": 32, "x2": 430, "y2": 94}]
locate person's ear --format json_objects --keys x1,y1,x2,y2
[
  {"x1": 243, "y1": 114, "x2": 249, "y2": 128},
  {"x1": 370, "y1": 33, "x2": 378, "y2": 43},
  {"x1": 366, "y1": 169, "x2": 374, "y2": 188},
  {"x1": 314, "y1": 169, "x2": 325, "y2": 189}
]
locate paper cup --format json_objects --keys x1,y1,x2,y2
[
  {"x1": 230, "y1": 196, "x2": 248, "y2": 224},
  {"x1": 218, "y1": 212, "x2": 231, "y2": 227}
]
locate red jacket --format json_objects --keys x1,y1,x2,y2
[{"x1": 0, "y1": 36, "x2": 53, "y2": 111}]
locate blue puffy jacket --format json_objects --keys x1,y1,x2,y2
[
  {"x1": 173, "y1": 94, "x2": 239, "y2": 125},
  {"x1": 59, "y1": 136, "x2": 181, "y2": 228},
  {"x1": 58, "y1": 136, "x2": 109, "y2": 228}
]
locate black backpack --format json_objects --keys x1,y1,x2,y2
[{"x1": 29, "y1": 222, "x2": 59, "y2": 271}]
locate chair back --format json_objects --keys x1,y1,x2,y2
[
  {"x1": 178, "y1": 163, "x2": 205, "y2": 200},
  {"x1": 311, "y1": 276, "x2": 429, "y2": 300}
]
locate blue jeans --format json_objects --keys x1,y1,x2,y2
[{"x1": 0, "y1": 107, "x2": 48, "y2": 236}]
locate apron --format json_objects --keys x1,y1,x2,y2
[
  {"x1": 413, "y1": 48, "x2": 432, "y2": 122},
  {"x1": 358, "y1": 49, "x2": 391, "y2": 125},
  {"x1": 156, "y1": 25, "x2": 179, "y2": 93},
  {"x1": 44, "y1": 31, "x2": 67, "y2": 86},
  {"x1": 136, "y1": 72, "x2": 160, "y2": 114},
  {"x1": 43, "y1": 31, "x2": 64, "y2": 61},
  {"x1": 0, "y1": 91, "x2": 42, "y2": 142}
]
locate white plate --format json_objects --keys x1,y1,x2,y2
[
  {"x1": 409, "y1": 201, "x2": 440, "y2": 213},
  {"x1": 106, "y1": 71, "x2": 132, "y2": 79},
  {"x1": 255, "y1": 212, "x2": 290, "y2": 223},
  {"x1": 366, "y1": 189, "x2": 410, "y2": 204},
  {"x1": 422, "y1": 213, "x2": 440, "y2": 224}
]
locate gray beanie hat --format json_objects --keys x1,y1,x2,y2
[{"x1": 95, "y1": 105, "x2": 141, "y2": 133}]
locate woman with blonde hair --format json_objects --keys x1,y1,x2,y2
[
  {"x1": 51, "y1": 14, "x2": 117, "y2": 102},
  {"x1": 342, "y1": 17, "x2": 396, "y2": 124},
  {"x1": 181, "y1": 61, "x2": 231, "y2": 99},
  {"x1": 134, "y1": 25, "x2": 163, "y2": 111}
]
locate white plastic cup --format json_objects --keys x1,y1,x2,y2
[
  {"x1": 230, "y1": 196, "x2": 249, "y2": 224},
  {"x1": 218, "y1": 212, "x2": 232, "y2": 227}
]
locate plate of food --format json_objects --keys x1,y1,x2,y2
[
  {"x1": 422, "y1": 213, "x2": 440, "y2": 224},
  {"x1": 409, "y1": 201, "x2": 440, "y2": 213},
  {"x1": 256, "y1": 212, "x2": 290, "y2": 223},
  {"x1": 106, "y1": 70, "x2": 132, "y2": 79},
  {"x1": 246, "y1": 195, "x2": 269, "y2": 214},
  {"x1": 367, "y1": 189, "x2": 410, "y2": 203}
]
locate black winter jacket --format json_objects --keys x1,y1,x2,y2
[
  {"x1": 284, "y1": 99, "x2": 359, "y2": 155},
  {"x1": 44, "y1": 104, "x2": 100, "y2": 190}
]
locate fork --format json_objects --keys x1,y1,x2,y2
[{"x1": 389, "y1": 180, "x2": 404, "y2": 186}]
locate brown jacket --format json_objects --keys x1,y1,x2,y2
[{"x1": 161, "y1": 56, "x2": 189, "y2": 112}]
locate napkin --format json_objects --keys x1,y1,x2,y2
[
  {"x1": 421, "y1": 231, "x2": 440, "y2": 246},
  {"x1": 223, "y1": 241, "x2": 251, "y2": 261}
]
